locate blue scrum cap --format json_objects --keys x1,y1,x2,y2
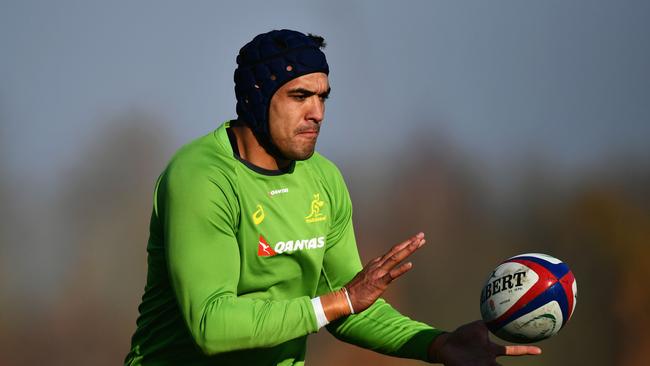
[{"x1": 234, "y1": 29, "x2": 329, "y2": 154}]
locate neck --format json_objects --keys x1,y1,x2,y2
[{"x1": 230, "y1": 123, "x2": 292, "y2": 170}]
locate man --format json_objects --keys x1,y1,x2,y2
[{"x1": 125, "y1": 29, "x2": 541, "y2": 365}]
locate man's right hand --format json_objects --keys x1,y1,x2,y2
[
  {"x1": 346, "y1": 232, "x2": 426, "y2": 312},
  {"x1": 320, "y1": 232, "x2": 426, "y2": 321}
]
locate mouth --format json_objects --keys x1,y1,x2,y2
[{"x1": 296, "y1": 129, "x2": 320, "y2": 139}]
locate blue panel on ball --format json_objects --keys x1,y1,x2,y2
[{"x1": 514, "y1": 255, "x2": 569, "y2": 280}]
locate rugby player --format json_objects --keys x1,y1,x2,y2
[{"x1": 125, "y1": 29, "x2": 541, "y2": 365}]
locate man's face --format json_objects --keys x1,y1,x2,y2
[{"x1": 268, "y1": 72, "x2": 330, "y2": 161}]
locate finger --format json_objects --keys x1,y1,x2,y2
[
  {"x1": 389, "y1": 232, "x2": 424, "y2": 255},
  {"x1": 380, "y1": 233, "x2": 423, "y2": 262},
  {"x1": 497, "y1": 345, "x2": 542, "y2": 356},
  {"x1": 382, "y1": 261, "x2": 413, "y2": 283},
  {"x1": 379, "y1": 238, "x2": 425, "y2": 271},
  {"x1": 376, "y1": 241, "x2": 411, "y2": 266},
  {"x1": 380, "y1": 236, "x2": 424, "y2": 266}
]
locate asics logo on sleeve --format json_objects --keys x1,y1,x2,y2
[
  {"x1": 257, "y1": 235, "x2": 325, "y2": 256},
  {"x1": 252, "y1": 205, "x2": 265, "y2": 225}
]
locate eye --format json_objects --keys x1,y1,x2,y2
[{"x1": 292, "y1": 95, "x2": 308, "y2": 101}]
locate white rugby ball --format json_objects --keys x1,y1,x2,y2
[{"x1": 480, "y1": 253, "x2": 577, "y2": 343}]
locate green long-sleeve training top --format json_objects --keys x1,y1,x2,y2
[{"x1": 125, "y1": 121, "x2": 444, "y2": 365}]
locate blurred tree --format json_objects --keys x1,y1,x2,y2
[
  {"x1": 54, "y1": 109, "x2": 172, "y2": 366},
  {"x1": 1, "y1": 109, "x2": 172, "y2": 366},
  {"x1": 565, "y1": 165, "x2": 650, "y2": 366},
  {"x1": 0, "y1": 101, "x2": 11, "y2": 362}
]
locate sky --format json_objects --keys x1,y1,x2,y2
[{"x1": 1, "y1": 0, "x2": 649, "y2": 189}]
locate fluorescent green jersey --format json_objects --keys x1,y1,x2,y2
[{"x1": 125, "y1": 121, "x2": 443, "y2": 365}]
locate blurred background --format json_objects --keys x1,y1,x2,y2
[{"x1": 1, "y1": 1, "x2": 649, "y2": 365}]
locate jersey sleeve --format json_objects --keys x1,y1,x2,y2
[
  {"x1": 158, "y1": 156, "x2": 318, "y2": 355},
  {"x1": 317, "y1": 162, "x2": 445, "y2": 362}
]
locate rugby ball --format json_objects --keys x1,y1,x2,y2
[{"x1": 479, "y1": 253, "x2": 577, "y2": 343}]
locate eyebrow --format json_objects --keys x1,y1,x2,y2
[{"x1": 287, "y1": 86, "x2": 331, "y2": 99}]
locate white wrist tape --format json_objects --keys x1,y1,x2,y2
[
  {"x1": 311, "y1": 297, "x2": 330, "y2": 329},
  {"x1": 343, "y1": 287, "x2": 355, "y2": 314}
]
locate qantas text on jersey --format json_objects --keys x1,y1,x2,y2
[{"x1": 273, "y1": 236, "x2": 325, "y2": 254}]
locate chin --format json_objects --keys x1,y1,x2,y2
[
  {"x1": 295, "y1": 151, "x2": 316, "y2": 161},
  {"x1": 285, "y1": 148, "x2": 315, "y2": 161}
]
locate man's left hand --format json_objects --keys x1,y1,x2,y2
[{"x1": 428, "y1": 320, "x2": 542, "y2": 365}]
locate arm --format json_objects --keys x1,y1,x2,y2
[
  {"x1": 159, "y1": 162, "x2": 317, "y2": 355},
  {"x1": 314, "y1": 167, "x2": 445, "y2": 361},
  {"x1": 320, "y1": 230, "x2": 443, "y2": 361}
]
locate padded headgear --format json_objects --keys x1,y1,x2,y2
[{"x1": 234, "y1": 29, "x2": 329, "y2": 156}]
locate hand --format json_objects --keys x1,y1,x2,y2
[
  {"x1": 346, "y1": 232, "x2": 426, "y2": 313},
  {"x1": 429, "y1": 320, "x2": 542, "y2": 366}
]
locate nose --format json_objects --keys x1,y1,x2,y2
[{"x1": 306, "y1": 96, "x2": 324, "y2": 124}]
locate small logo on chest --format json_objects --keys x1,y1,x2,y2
[
  {"x1": 269, "y1": 187, "x2": 289, "y2": 196},
  {"x1": 305, "y1": 193, "x2": 327, "y2": 223}
]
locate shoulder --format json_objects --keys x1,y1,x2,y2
[
  {"x1": 302, "y1": 152, "x2": 350, "y2": 204},
  {"x1": 304, "y1": 151, "x2": 345, "y2": 184},
  {"x1": 162, "y1": 128, "x2": 238, "y2": 194},
  {"x1": 170, "y1": 129, "x2": 230, "y2": 167}
]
